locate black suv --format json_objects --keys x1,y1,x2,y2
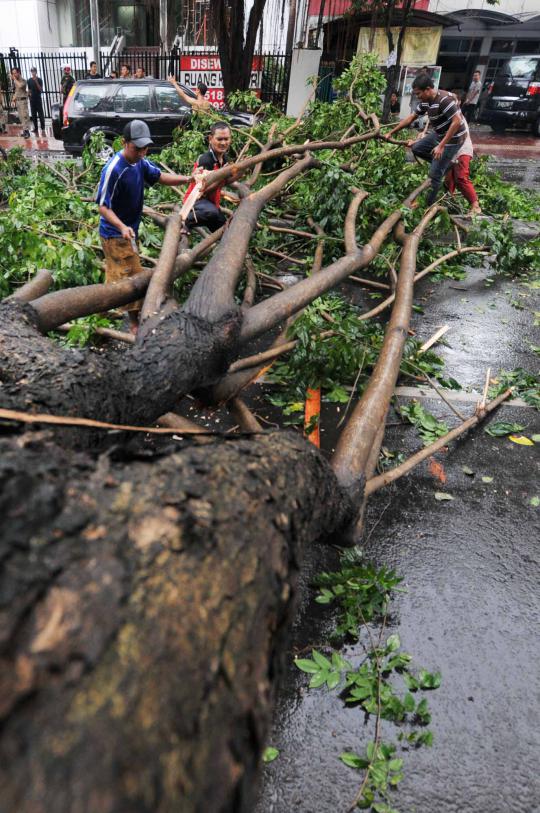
[
  {"x1": 52, "y1": 78, "x2": 254, "y2": 157},
  {"x1": 479, "y1": 55, "x2": 540, "y2": 136}
]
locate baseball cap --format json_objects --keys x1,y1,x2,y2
[{"x1": 123, "y1": 120, "x2": 154, "y2": 148}]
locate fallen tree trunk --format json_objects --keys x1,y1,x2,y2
[{"x1": 0, "y1": 431, "x2": 352, "y2": 813}]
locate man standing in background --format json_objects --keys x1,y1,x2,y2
[
  {"x1": 87, "y1": 61, "x2": 101, "y2": 79},
  {"x1": 10, "y1": 67, "x2": 30, "y2": 138},
  {"x1": 60, "y1": 66, "x2": 75, "y2": 103},
  {"x1": 27, "y1": 67, "x2": 45, "y2": 136},
  {"x1": 463, "y1": 70, "x2": 482, "y2": 123}
]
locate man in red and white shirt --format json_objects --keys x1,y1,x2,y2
[{"x1": 183, "y1": 121, "x2": 231, "y2": 232}]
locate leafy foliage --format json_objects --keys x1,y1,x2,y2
[
  {"x1": 488, "y1": 368, "x2": 540, "y2": 410},
  {"x1": 295, "y1": 548, "x2": 440, "y2": 812},
  {"x1": 399, "y1": 400, "x2": 449, "y2": 445}
]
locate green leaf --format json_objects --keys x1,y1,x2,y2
[
  {"x1": 294, "y1": 658, "x2": 320, "y2": 674},
  {"x1": 462, "y1": 465, "x2": 475, "y2": 476},
  {"x1": 309, "y1": 670, "x2": 329, "y2": 689},
  {"x1": 481, "y1": 476, "x2": 494, "y2": 483},
  {"x1": 262, "y1": 746, "x2": 280, "y2": 763},
  {"x1": 339, "y1": 751, "x2": 369, "y2": 770},
  {"x1": 403, "y1": 692, "x2": 416, "y2": 712},
  {"x1": 385, "y1": 633, "x2": 400, "y2": 652},
  {"x1": 417, "y1": 730, "x2": 434, "y2": 747},
  {"x1": 530, "y1": 496, "x2": 540, "y2": 507},
  {"x1": 388, "y1": 758, "x2": 404, "y2": 771},
  {"x1": 434, "y1": 491, "x2": 454, "y2": 501},
  {"x1": 531, "y1": 434, "x2": 540, "y2": 443},
  {"x1": 485, "y1": 421, "x2": 525, "y2": 437},
  {"x1": 326, "y1": 670, "x2": 341, "y2": 690},
  {"x1": 312, "y1": 649, "x2": 332, "y2": 670}
]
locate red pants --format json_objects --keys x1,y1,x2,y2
[{"x1": 445, "y1": 155, "x2": 478, "y2": 206}]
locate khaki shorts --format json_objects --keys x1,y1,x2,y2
[{"x1": 101, "y1": 236, "x2": 143, "y2": 313}]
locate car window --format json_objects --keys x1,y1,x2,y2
[
  {"x1": 500, "y1": 57, "x2": 539, "y2": 81},
  {"x1": 73, "y1": 84, "x2": 113, "y2": 112},
  {"x1": 155, "y1": 85, "x2": 189, "y2": 112},
  {"x1": 113, "y1": 85, "x2": 151, "y2": 113}
]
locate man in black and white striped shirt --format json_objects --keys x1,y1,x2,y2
[{"x1": 385, "y1": 73, "x2": 466, "y2": 206}]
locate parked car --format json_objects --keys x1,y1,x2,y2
[
  {"x1": 478, "y1": 55, "x2": 540, "y2": 136},
  {"x1": 52, "y1": 78, "x2": 255, "y2": 157}
]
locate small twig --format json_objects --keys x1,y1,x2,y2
[
  {"x1": 423, "y1": 373, "x2": 466, "y2": 421},
  {"x1": 349, "y1": 276, "x2": 390, "y2": 291},
  {"x1": 453, "y1": 224, "x2": 462, "y2": 253},
  {"x1": 419, "y1": 325, "x2": 449, "y2": 354},
  {"x1": 337, "y1": 351, "x2": 366, "y2": 428},
  {"x1": 0, "y1": 407, "x2": 263, "y2": 436},
  {"x1": 256, "y1": 247, "x2": 307, "y2": 266},
  {"x1": 480, "y1": 367, "x2": 491, "y2": 411}
]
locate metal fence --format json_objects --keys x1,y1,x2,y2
[
  {"x1": 0, "y1": 50, "x2": 90, "y2": 118},
  {"x1": 0, "y1": 48, "x2": 291, "y2": 118},
  {"x1": 100, "y1": 50, "x2": 291, "y2": 110}
]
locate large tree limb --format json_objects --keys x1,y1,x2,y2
[
  {"x1": 331, "y1": 205, "x2": 442, "y2": 505},
  {"x1": 0, "y1": 431, "x2": 353, "y2": 813}
]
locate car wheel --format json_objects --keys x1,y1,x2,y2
[
  {"x1": 490, "y1": 124, "x2": 506, "y2": 134},
  {"x1": 96, "y1": 141, "x2": 115, "y2": 162},
  {"x1": 532, "y1": 118, "x2": 540, "y2": 138}
]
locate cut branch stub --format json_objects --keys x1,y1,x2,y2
[
  {"x1": 6, "y1": 269, "x2": 53, "y2": 303},
  {"x1": 140, "y1": 208, "x2": 184, "y2": 322}
]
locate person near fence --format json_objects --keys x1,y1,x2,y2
[
  {"x1": 87, "y1": 61, "x2": 101, "y2": 79},
  {"x1": 120, "y1": 64, "x2": 131, "y2": 79},
  {"x1": 10, "y1": 67, "x2": 31, "y2": 138},
  {"x1": 0, "y1": 86, "x2": 7, "y2": 134},
  {"x1": 182, "y1": 121, "x2": 231, "y2": 233},
  {"x1": 168, "y1": 76, "x2": 210, "y2": 110},
  {"x1": 27, "y1": 67, "x2": 46, "y2": 136},
  {"x1": 135, "y1": 67, "x2": 145, "y2": 79},
  {"x1": 60, "y1": 66, "x2": 75, "y2": 103},
  {"x1": 96, "y1": 120, "x2": 191, "y2": 333},
  {"x1": 384, "y1": 73, "x2": 467, "y2": 207},
  {"x1": 463, "y1": 71, "x2": 482, "y2": 123}
]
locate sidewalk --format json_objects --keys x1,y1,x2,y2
[{"x1": 0, "y1": 121, "x2": 65, "y2": 154}]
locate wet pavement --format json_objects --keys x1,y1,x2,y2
[
  {"x1": 0, "y1": 122, "x2": 65, "y2": 155},
  {"x1": 255, "y1": 266, "x2": 540, "y2": 813}
]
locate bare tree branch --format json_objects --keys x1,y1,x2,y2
[{"x1": 331, "y1": 204, "x2": 443, "y2": 504}]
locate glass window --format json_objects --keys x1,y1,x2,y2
[
  {"x1": 113, "y1": 85, "x2": 150, "y2": 113},
  {"x1": 514, "y1": 41, "x2": 540, "y2": 55},
  {"x1": 155, "y1": 85, "x2": 189, "y2": 112},
  {"x1": 491, "y1": 40, "x2": 514, "y2": 54},
  {"x1": 500, "y1": 56, "x2": 540, "y2": 80},
  {"x1": 440, "y1": 38, "x2": 460, "y2": 53},
  {"x1": 73, "y1": 84, "x2": 113, "y2": 112}
]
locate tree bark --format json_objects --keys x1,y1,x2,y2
[{"x1": 0, "y1": 431, "x2": 352, "y2": 813}]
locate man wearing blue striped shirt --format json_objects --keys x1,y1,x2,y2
[
  {"x1": 384, "y1": 73, "x2": 466, "y2": 207},
  {"x1": 96, "y1": 120, "x2": 189, "y2": 332}
]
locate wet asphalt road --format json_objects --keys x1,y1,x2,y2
[{"x1": 255, "y1": 266, "x2": 540, "y2": 813}]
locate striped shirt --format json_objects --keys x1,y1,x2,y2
[{"x1": 415, "y1": 91, "x2": 466, "y2": 146}]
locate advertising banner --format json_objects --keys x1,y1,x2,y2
[{"x1": 179, "y1": 55, "x2": 262, "y2": 108}]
